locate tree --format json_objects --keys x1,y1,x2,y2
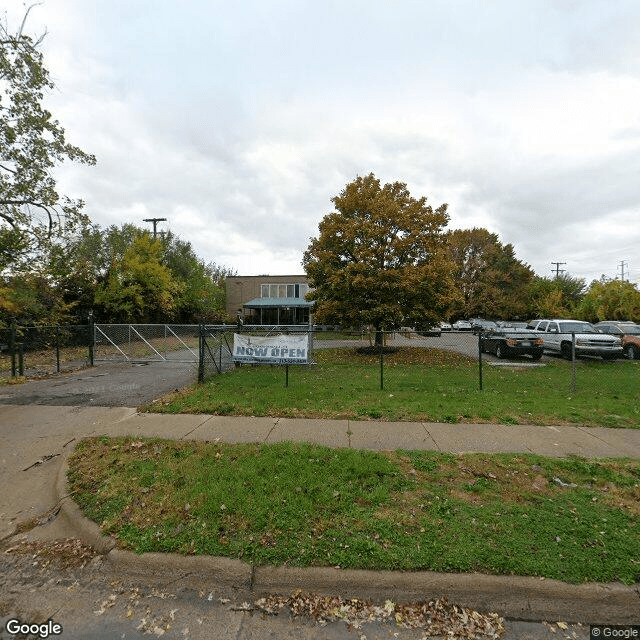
[
  {"x1": 446, "y1": 228, "x2": 534, "y2": 320},
  {"x1": 0, "y1": 218, "x2": 235, "y2": 325},
  {"x1": 0, "y1": 215, "x2": 95, "y2": 326},
  {"x1": 526, "y1": 274, "x2": 586, "y2": 319},
  {"x1": 160, "y1": 231, "x2": 230, "y2": 322},
  {"x1": 1, "y1": 8, "x2": 95, "y2": 243},
  {"x1": 576, "y1": 278, "x2": 640, "y2": 323},
  {"x1": 303, "y1": 174, "x2": 457, "y2": 342},
  {"x1": 95, "y1": 234, "x2": 181, "y2": 323},
  {"x1": 0, "y1": 271, "x2": 76, "y2": 326}
]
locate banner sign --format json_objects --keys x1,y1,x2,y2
[{"x1": 233, "y1": 333, "x2": 310, "y2": 365}]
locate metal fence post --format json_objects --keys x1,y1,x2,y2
[
  {"x1": 10, "y1": 320, "x2": 16, "y2": 377},
  {"x1": 88, "y1": 312, "x2": 95, "y2": 366},
  {"x1": 198, "y1": 322, "x2": 205, "y2": 383},
  {"x1": 478, "y1": 332, "x2": 484, "y2": 391},
  {"x1": 55, "y1": 325, "x2": 61, "y2": 373},
  {"x1": 17, "y1": 342, "x2": 24, "y2": 377},
  {"x1": 571, "y1": 332, "x2": 576, "y2": 392},
  {"x1": 380, "y1": 336, "x2": 384, "y2": 390}
]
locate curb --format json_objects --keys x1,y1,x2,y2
[
  {"x1": 56, "y1": 457, "x2": 640, "y2": 624},
  {"x1": 56, "y1": 455, "x2": 116, "y2": 555}
]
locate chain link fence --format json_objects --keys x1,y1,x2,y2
[
  {"x1": 0, "y1": 324, "x2": 91, "y2": 378},
  {"x1": 198, "y1": 324, "x2": 313, "y2": 382},
  {"x1": 2, "y1": 323, "x2": 635, "y2": 397},
  {"x1": 94, "y1": 324, "x2": 200, "y2": 362},
  {"x1": 198, "y1": 324, "x2": 236, "y2": 382},
  {"x1": 198, "y1": 326, "x2": 638, "y2": 394}
]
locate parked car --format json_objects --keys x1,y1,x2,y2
[
  {"x1": 499, "y1": 321, "x2": 528, "y2": 329},
  {"x1": 417, "y1": 325, "x2": 442, "y2": 337},
  {"x1": 452, "y1": 320, "x2": 472, "y2": 331},
  {"x1": 480, "y1": 328, "x2": 544, "y2": 360},
  {"x1": 534, "y1": 319, "x2": 623, "y2": 360},
  {"x1": 439, "y1": 322, "x2": 452, "y2": 332},
  {"x1": 594, "y1": 321, "x2": 640, "y2": 360},
  {"x1": 471, "y1": 319, "x2": 499, "y2": 334}
]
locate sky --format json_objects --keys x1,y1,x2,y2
[{"x1": 6, "y1": 0, "x2": 640, "y2": 283}]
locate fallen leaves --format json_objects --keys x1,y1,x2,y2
[
  {"x1": 4, "y1": 537, "x2": 96, "y2": 569},
  {"x1": 254, "y1": 591, "x2": 504, "y2": 638}
]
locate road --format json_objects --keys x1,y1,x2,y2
[{"x1": 0, "y1": 549, "x2": 590, "y2": 639}]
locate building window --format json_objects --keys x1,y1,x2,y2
[{"x1": 261, "y1": 282, "x2": 308, "y2": 299}]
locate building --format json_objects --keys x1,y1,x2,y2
[{"x1": 226, "y1": 275, "x2": 313, "y2": 325}]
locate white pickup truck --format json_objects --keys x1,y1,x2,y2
[{"x1": 527, "y1": 319, "x2": 623, "y2": 360}]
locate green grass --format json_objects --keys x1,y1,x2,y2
[
  {"x1": 67, "y1": 437, "x2": 640, "y2": 584},
  {"x1": 147, "y1": 347, "x2": 640, "y2": 428}
]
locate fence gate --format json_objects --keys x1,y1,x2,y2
[
  {"x1": 93, "y1": 324, "x2": 200, "y2": 363},
  {"x1": 198, "y1": 325, "x2": 235, "y2": 381}
]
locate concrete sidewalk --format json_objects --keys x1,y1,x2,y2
[
  {"x1": 1, "y1": 404, "x2": 639, "y2": 626},
  {"x1": 3, "y1": 402, "x2": 640, "y2": 541}
]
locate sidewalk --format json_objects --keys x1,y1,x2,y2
[{"x1": 1, "y1": 404, "x2": 639, "y2": 626}]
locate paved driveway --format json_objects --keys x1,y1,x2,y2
[{"x1": 0, "y1": 359, "x2": 197, "y2": 407}]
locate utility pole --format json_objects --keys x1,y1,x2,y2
[
  {"x1": 551, "y1": 262, "x2": 566, "y2": 278},
  {"x1": 618, "y1": 260, "x2": 628, "y2": 281},
  {"x1": 143, "y1": 217, "x2": 167, "y2": 239}
]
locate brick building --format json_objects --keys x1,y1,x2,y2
[{"x1": 226, "y1": 275, "x2": 313, "y2": 325}]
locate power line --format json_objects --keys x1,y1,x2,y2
[{"x1": 551, "y1": 261, "x2": 566, "y2": 278}]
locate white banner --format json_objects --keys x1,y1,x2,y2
[{"x1": 232, "y1": 333, "x2": 310, "y2": 365}]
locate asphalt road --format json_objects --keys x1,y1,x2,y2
[
  {"x1": 0, "y1": 550, "x2": 591, "y2": 640},
  {"x1": 0, "y1": 358, "x2": 197, "y2": 407}
]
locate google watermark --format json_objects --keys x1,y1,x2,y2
[
  {"x1": 591, "y1": 626, "x2": 640, "y2": 639},
  {"x1": 4, "y1": 619, "x2": 63, "y2": 638}
]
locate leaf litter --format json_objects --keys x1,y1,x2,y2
[
  {"x1": 255, "y1": 591, "x2": 504, "y2": 638},
  {"x1": 4, "y1": 537, "x2": 97, "y2": 569}
]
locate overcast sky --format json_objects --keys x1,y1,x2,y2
[{"x1": 8, "y1": 0, "x2": 640, "y2": 283}]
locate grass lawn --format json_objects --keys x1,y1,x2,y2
[
  {"x1": 147, "y1": 347, "x2": 640, "y2": 429},
  {"x1": 68, "y1": 437, "x2": 640, "y2": 584}
]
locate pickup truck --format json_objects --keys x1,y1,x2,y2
[{"x1": 527, "y1": 319, "x2": 622, "y2": 360}]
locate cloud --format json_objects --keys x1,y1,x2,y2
[{"x1": 8, "y1": 0, "x2": 640, "y2": 283}]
